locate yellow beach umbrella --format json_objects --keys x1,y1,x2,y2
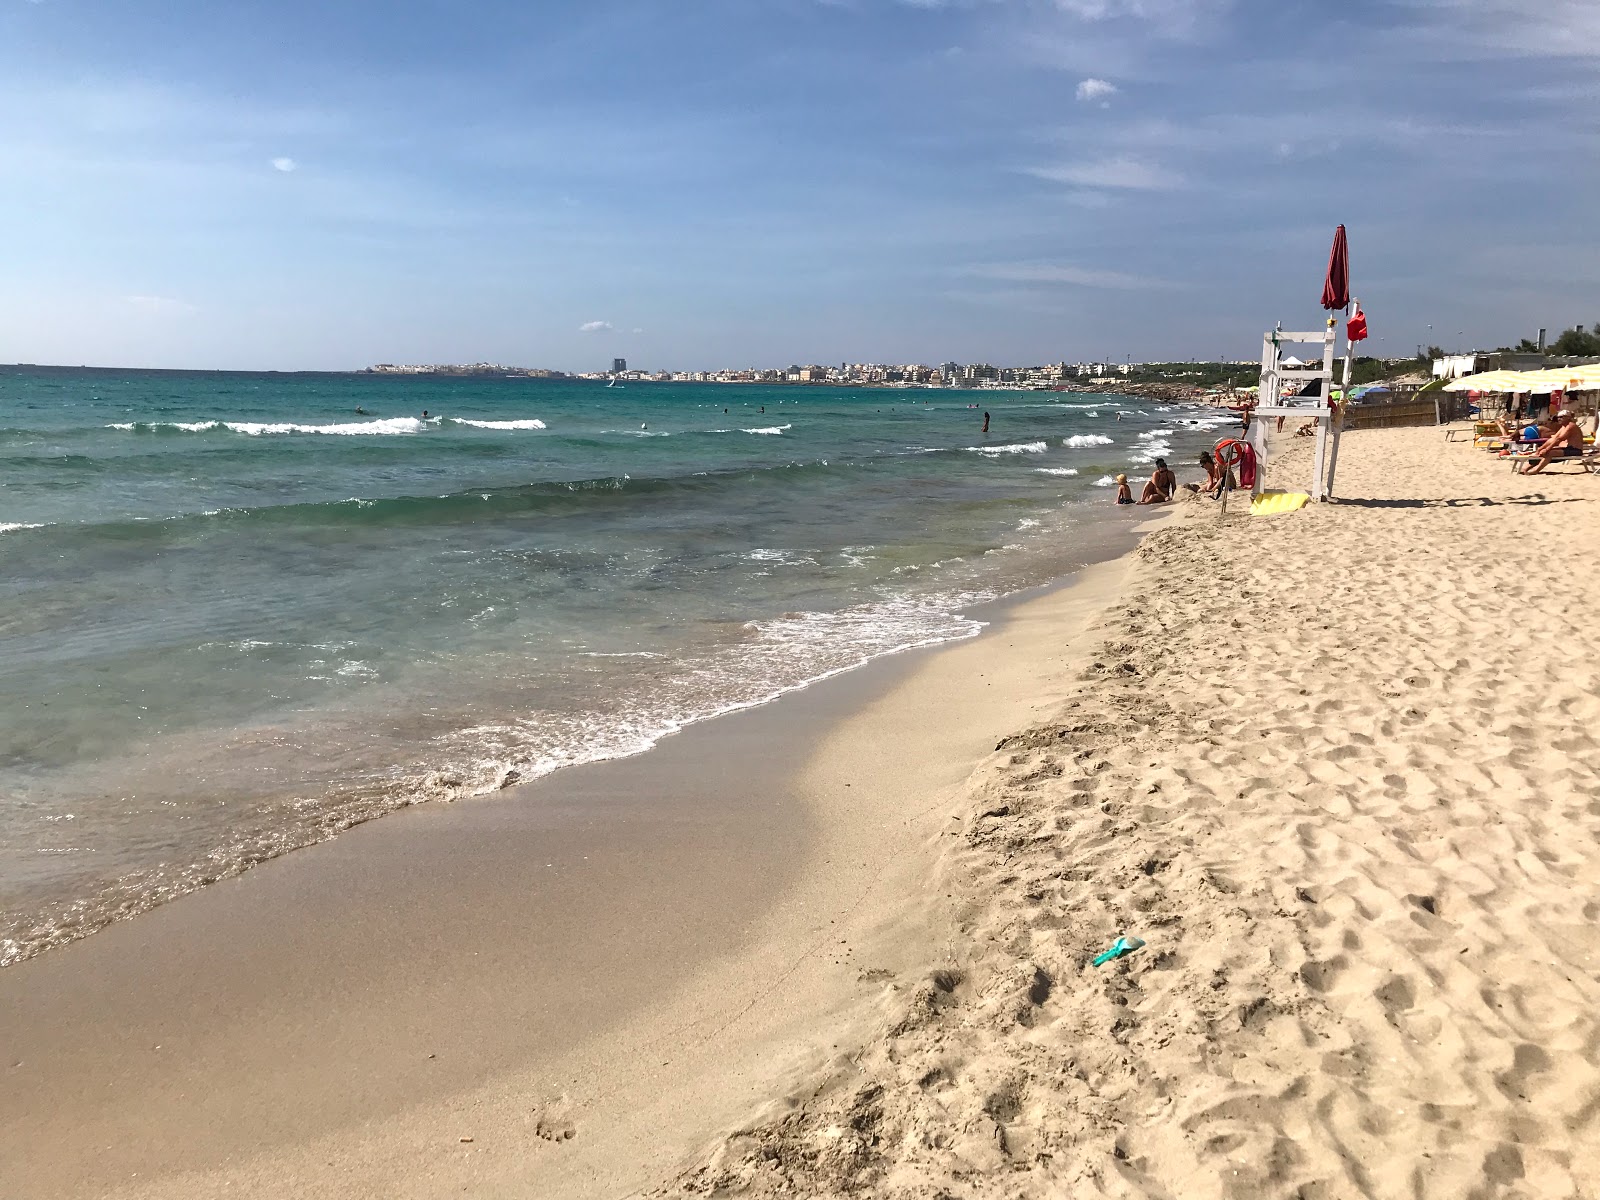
[
  {"x1": 1442, "y1": 370, "x2": 1531, "y2": 393},
  {"x1": 1558, "y1": 363, "x2": 1600, "y2": 391},
  {"x1": 1516, "y1": 366, "x2": 1597, "y2": 395}
]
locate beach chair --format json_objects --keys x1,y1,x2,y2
[
  {"x1": 1457, "y1": 420, "x2": 1502, "y2": 446},
  {"x1": 1506, "y1": 445, "x2": 1598, "y2": 474}
]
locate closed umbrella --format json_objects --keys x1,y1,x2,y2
[{"x1": 1321, "y1": 225, "x2": 1349, "y2": 311}]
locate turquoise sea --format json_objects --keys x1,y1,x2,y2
[{"x1": 0, "y1": 367, "x2": 1232, "y2": 963}]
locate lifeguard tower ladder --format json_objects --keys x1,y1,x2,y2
[{"x1": 1249, "y1": 322, "x2": 1338, "y2": 501}]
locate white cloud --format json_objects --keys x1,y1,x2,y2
[
  {"x1": 271, "y1": 157, "x2": 297, "y2": 173},
  {"x1": 578, "y1": 320, "x2": 614, "y2": 333},
  {"x1": 1075, "y1": 78, "x2": 1118, "y2": 103},
  {"x1": 631, "y1": 327, "x2": 644, "y2": 334},
  {"x1": 1026, "y1": 156, "x2": 1182, "y2": 189},
  {"x1": 1051, "y1": 0, "x2": 1228, "y2": 28},
  {"x1": 974, "y1": 262, "x2": 1180, "y2": 289}
]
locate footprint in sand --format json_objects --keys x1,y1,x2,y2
[{"x1": 534, "y1": 1103, "x2": 577, "y2": 1143}]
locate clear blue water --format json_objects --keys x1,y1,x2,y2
[{"x1": 0, "y1": 366, "x2": 1232, "y2": 963}]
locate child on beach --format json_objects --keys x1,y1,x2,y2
[{"x1": 1114, "y1": 474, "x2": 1134, "y2": 504}]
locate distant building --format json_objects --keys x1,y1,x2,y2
[
  {"x1": 1431, "y1": 354, "x2": 1477, "y2": 380},
  {"x1": 612, "y1": 358, "x2": 627, "y2": 375}
]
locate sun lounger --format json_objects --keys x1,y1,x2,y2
[{"x1": 1506, "y1": 446, "x2": 1598, "y2": 473}]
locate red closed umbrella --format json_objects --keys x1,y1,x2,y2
[{"x1": 1321, "y1": 224, "x2": 1349, "y2": 311}]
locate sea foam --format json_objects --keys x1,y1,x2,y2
[
  {"x1": 449, "y1": 418, "x2": 547, "y2": 430},
  {"x1": 967, "y1": 441, "x2": 1048, "y2": 456}
]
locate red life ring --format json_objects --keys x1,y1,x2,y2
[{"x1": 1214, "y1": 437, "x2": 1245, "y2": 468}]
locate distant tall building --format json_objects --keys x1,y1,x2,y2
[{"x1": 612, "y1": 358, "x2": 627, "y2": 374}]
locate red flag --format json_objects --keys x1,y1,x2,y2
[
  {"x1": 1347, "y1": 303, "x2": 1368, "y2": 342},
  {"x1": 1321, "y1": 224, "x2": 1349, "y2": 311}
]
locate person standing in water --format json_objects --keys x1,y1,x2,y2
[{"x1": 982, "y1": 411, "x2": 990, "y2": 434}]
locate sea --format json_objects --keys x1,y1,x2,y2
[{"x1": 0, "y1": 367, "x2": 1235, "y2": 965}]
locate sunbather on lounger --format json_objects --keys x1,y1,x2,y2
[{"x1": 1517, "y1": 410, "x2": 1586, "y2": 474}]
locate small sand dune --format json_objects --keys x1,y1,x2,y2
[{"x1": 666, "y1": 426, "x2": 1600, "y2": 1197}]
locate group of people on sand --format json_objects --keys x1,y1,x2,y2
[
  {"x1": 1115, "y1": 450, "x2": 1239, "y2": 506},
  {"x1": 1114, "y1": 458, "x2": 1177, "y2": 505}
]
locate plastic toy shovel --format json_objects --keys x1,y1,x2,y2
[{"x1": 1092, "y1": 935, "x2": 1146, "y2": 967}]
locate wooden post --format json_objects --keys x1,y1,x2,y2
[{"x1": 1326, "y1": 299, "x2": 1354, "y2": 499}]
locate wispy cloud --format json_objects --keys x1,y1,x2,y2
[
  {"x1": 271, "y1": 156, "x2": 297, "y2": 173},
  {"x1": 888, "y1": 0, "x2": 1226, "y2": 24},
  {"x1": 1390, "y1": 0, "x2": 1600, "y2": 59},
  {"x1": 578, "y1": 320, "x2": 614, "y2": 333},
  {"x1": 124, "y1": 294, "x2": 196, "y2": 313},
  {"x1": 974, "y1": 262, "x2": 1181, "y2": 289},
  {"x1": 1026, "y1": 156, "x2": 1181, "y2": 190}
]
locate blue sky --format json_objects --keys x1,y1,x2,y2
[{"x1": 2, "y1": 0, "x2": 1596, "y2": 371}]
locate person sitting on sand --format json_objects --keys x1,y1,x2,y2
[
  {"x1": 1197, "y1": 450, "x2": 1234, "y2": 499},
  {"x1": 1517, "y1": 410, "x2": 1586, "y2": 474},
  {"x1": 1138, "y1": 458, "x2": 1175, "y2": 504},
  {"x1": 1114, "y1": 474, "x2": 1134, "y2": 504}
]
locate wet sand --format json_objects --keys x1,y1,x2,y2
[{"x1": 1, "y1": 525, "x2": 1146, "y2": 1198}]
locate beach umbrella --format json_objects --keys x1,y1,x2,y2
[
  {"x1": 1321, "y1": 225, "x2": 1350, "y2": 311},
  {"x1": 1517, "y1": 367, "x2": 1584, "y2": 395},
  {"x1": 1555, "y1": 363, "x2": 1600, "y2": 391},
  {"x1": 1536, "y1": 364, "x2": 1600, "y2": 392},
  {"x1": 1443, "y1": 370, "x2": 1530, "y2": 393}
]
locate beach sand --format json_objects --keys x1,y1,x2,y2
[
  {"x1": 663, "y1": 426, "x2": 1600, "y2": 1197},
  {"x1": 7, "y1": 425, "x2": 1598, "y2": 1198}
]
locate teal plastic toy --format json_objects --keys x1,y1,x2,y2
[{"x1": 1092, "y1": 935, "x2": 1146, "y2": 966}]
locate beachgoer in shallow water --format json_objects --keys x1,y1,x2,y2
[
  {"x1": 982, "y1": 411, "x2": 990, "y2": 433},
  {"x1": 355, "y1": 407, "x2": 367, "y2": 415},
  {"x1": 1139, "y1": 458, "x2": 1176, "y2": 504},
  {"x1": 1115, "y1": 474, "x2": 1133, "y2": 505},
  {"x1": 1519, "y1": 410, "x2": 1585, "y2": 473},
  {"x1": 421, "y1": 410, "x2": 429, "y2": 420}
]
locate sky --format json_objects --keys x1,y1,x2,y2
[{"x1": 1, "y1": 0, "x2": 1596, "y2": 372}]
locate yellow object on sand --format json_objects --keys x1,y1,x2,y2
[{"x1": 1250, "y1": 490, "x2": 1310, "y2": 516}]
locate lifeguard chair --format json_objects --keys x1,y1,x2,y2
[{"x1": 1248, "y1": 321, "x2": 1339, "y2": 501}]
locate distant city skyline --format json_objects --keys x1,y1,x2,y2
[{"x1": 1, "y1": 1, "x2": 1594, "y2": 373}]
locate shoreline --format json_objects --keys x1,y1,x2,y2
[
  {"x1": 2, "y1": 380, "x2": 1215, "y2": 973},
  {"x1": 0, "y1": 510, "x2": 1162, "y2": 1198}
]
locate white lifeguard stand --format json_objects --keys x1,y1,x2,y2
[{"x1": 1249, "y1": 321, "x2": 1339, "y2": 501}]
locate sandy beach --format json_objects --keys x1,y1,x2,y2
[
  {"x1": 6, "y1": 424, "x2": 1599, "y2": 1198},
  {"x1": 664, "y1": 425, "x2": 1600, "y2": 1197}
]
